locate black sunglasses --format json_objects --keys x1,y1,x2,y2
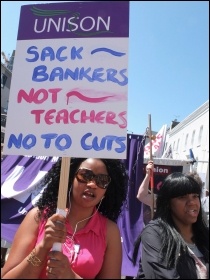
[{"x1": 75, "y1": 167, "x2": 111, "y2": 189}]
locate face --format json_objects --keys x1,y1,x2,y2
[
  {"x1": 170, "y1": 193, "x2": 200, "y2": 228},
  {"x1": 72, "y1": 158, "x2": 110, "y2": 207}
]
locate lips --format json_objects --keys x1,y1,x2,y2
[
  {"x1": 186, "y1": 209, "x2": 198, "y2": 217},
  {"x1": 83, "y1": 190, "x2": 95, "y2": 199}
]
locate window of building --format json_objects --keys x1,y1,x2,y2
[
  {"x1": 1, "y1": 114, "x2": 7, "y2": 127},
  {"x1": 1, "y1": 73, "x2": 7, "y2": 88},
  {"x1": 173, "y1": 141, "x2": 176, "y2": 151},
  {"x1": 184, "y1": 134, "x2": 189, "y2": 150},
  {"x1": 176, "y1": 139, "x2": 180, "y2": 151},
  {"x1": 191, "y1": 130, "x2": 195, "y2": 147},
  {"x1": 198, "y1": 126, "x2": 203, "y2": 146}
]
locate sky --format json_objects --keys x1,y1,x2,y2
[{"x1": 1, "y1": 1, "x2": 209, "y2": 135}]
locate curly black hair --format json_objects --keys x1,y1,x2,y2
[
  {"x1": 35, "y1": 157, "x2": 128, "y2": 222},
  {"x1": 133, "y1": 172, "x2": 209, "y2": 267}
]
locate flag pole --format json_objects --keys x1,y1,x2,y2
[
  {"x1": 52, "y1": 156, "x2": 71, "y2": 251},
  {"x1": 148, "y1": 114, "x2": 154, "y2": 219}
]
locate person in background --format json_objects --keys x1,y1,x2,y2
[
  {"x1": 133, "y1": 172, "x2": 209, "y2": 279},
  {"x1": 137, "y1": 162, "x2": 209, "y2": 227},
  {"x1": 136, "y1": 160, "x2": 156, "y2": 207},
  {"x1": 136, "y1": 160, "x2": 158, "y2": 226},
  {"x1": 201, "y1": 188, "x2": 209, "y2": 227},
  {"x1": 2, "y1": 157, "x2": 128, "y2": 279}
]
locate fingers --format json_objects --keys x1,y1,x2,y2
[
  {"x1": 50, "y1": 213, "x2": 66, "y2": 224},
  {"x1": 48, "y1": 251, "x2": 62, "y2": 261},
  {"x1": 47, "y1": 254, "x2": 58, "y2": 278},
  {"x1": 45, "y1": 220, "x2": 65, "y2": 235},
  {"x1": 47, "y1": 251, "x2": 60, "y2": 274},
  {"x1": 47, "y1": 266, "x2": 56, "y2": 279},
  {"x1": 146, "y1": 161, "x2": 154, "y2": 177},
  {"x1": 43, "y1": 215, "x2": 67, "y2": 247},
  {"x1": 49, "y1": 214, "x2": 66, "y2": 231},
  {"x1": 146, "y1": 161, "x2": 154, "y2": 169},
  {"x1": 47, "y1": 252, "x2": 70, "y2": 279},
  {"x1": 48, "y1": 267, "x2": 53, "y2": 274}
]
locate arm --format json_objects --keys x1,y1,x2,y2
[
  {"x1": 1, "y1": 207, "x2": 67, "y2": 279},
  {"x1": 1, "y1": 207, "x2": 46, "y2": 279},
  {"x1": 140, "y1": 223, "x2": 180, "y2": 279},
  {"x1": 136, "y1": 161, "x2": 153, "y2": 207},
  {"x1": 96, "y1": 220, "x2": 122, "y2": 279}
]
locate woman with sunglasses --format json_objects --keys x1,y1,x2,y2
[{"x1": 2, "y1": 157, "x2": 128, "y2": 279}]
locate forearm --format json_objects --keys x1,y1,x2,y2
[
  {"x1": 1, "y1": 242, "x2": 50, "y2": 279},
  {"x1": 136, "y1": 174, "x2": 151, "y2": 206}
]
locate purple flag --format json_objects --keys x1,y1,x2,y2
[
  {"x1": 1, "y1": 155, "x2": 58, "y2": 243},
  {"x1": 118, "y1": 134, "x2": 145, "y2": 277}
]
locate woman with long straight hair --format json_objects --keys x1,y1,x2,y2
[{"x1": 133, "y1": 172, "x2": 209, "y2": 279}]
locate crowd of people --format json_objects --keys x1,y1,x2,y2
[{"x1": 1, "y1": 158, "x2": 209, "y2": 279}]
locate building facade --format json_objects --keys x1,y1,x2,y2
[
  {"x1": 163, "y1": 100, "x2": 209, "y2": 191},
  {"x1": 1, "y1": 62, "x2": 12, "y2": 148}
]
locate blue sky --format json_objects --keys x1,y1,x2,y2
[{"x1": 1, "y1": 1, "x2": 209, "y2": 135}]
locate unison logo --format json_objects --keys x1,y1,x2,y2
[{"x1": 31, "y1": 6, "x2": 113, "y2": 37}]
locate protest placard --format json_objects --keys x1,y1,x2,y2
[{"x1": 3, "y1": 1, "x2": 129, "y2": 159}]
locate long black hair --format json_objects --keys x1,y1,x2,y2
[
  {"x1": 35, "y1": 157, "x2": 128, "y2": 222},
  {"x1": 133, "y1": 172, "x2": 209, "y2": 267}
]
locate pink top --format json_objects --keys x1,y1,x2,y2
[{"x1": 36, "y1": 211, "x2": 107, "y2": 279}]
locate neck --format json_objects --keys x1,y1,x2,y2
[
  {"x1": 69, "y1": 199, "x2": 95, "y2": 216},
  {"x1": 172, "y1": 216, "x2": 195, "y2": 244},
  {"x1": 178, "y1": 226, "x2": 194, "y2": 244},
  {"x1": 67, "y1": 201, "x2": 96, "y2": 231}
]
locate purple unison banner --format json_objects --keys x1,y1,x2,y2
[
  {"x1": 1, "y1": 155, "x2": 58, "y2": 243},
  {"x1": 17, "y1": 1, "x2": 129, "y2": 40}
]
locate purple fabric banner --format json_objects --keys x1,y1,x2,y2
[
  {"x1": 1, "y1": 155, "x2": 58, "y2": 243},
  {"x1": 118, "y1": 134, "x2": 145, "y2": 277},
  {"x1": 17, "y1": 1, "x2": 129, "y2": 40}
]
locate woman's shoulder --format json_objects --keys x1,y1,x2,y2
[
  {"x1": 27, "y1": 206, "x2": 39, "y2": 216},
  {"x1": 25, "y1": 206, "x2": 41, "y2": 224},
  {"x1": 142, "y1": 219, "x2": 162, "y2": 235},
  {"x1": 104, "y1": 219, "x2": 121, "y2": 249},
  {"x1": 140, "y1": 220, "x2": 164, "y2": 246},
  {"x1": 12, "y1": 207, "x2": 41, "y2": 240},
  {"x1": 106, "y1": 219, "x2": 121, "y2": 239},
  {"x1": 145, "y1": 219, "x2": 160, "y2": 227},
  {"x1": 106, "y1": 218, "x2": 119, "y2": 228}
]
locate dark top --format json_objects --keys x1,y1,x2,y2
[{"x1": 136, "y1": 220, "x2": 198, "y2": 279}]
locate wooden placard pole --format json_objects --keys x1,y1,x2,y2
[
  {"x1": 57, "y1": 157, "x2": 71, "y2": 210},
  {"x1": 52, "y1": 156, "x2": 71, "y2": 251},
  {"x1": 148, "y1": 114, "x2": 154, "y2": 219}
]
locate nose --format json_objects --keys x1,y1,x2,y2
[{"x1": 86, "y1": 180, "x2": 97, "y2": 188}]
